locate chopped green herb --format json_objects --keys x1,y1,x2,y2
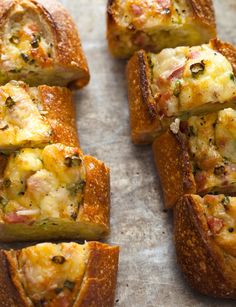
[
  {"x1": 3, "y1": 178, "x2": 11, "y2": 188},
  {"x1": 64, "y1": 280, "x2": 75, "y2": 291},
  {"x1": 20, "y1": 53, "x2": 30, "y2": 63},
  {"x1": 9, "y1": 36, "x2": 19, "y2": 45},
  {"x1": 5, "y1": 96, "x2": 15, "y2": 108},
  {"x1": 31, "y1": 36, "x2": 41, "y2": 48},
  {"x1": 9, "y1": 68, "x2": 22, "y2": 73},
  {"x1": 68, "y1": 180, "x2": 86, "y2": 196},
  {"x1": 0, "y1": 196, "x2": 8, "y2": 207},
  {"x1": 214, "y1": 165, "x2": 225, "y2": 176},
  {"x1": 51, "y1": 255, "x2": 66, "y2": 264},
  {"x1": 54, "y1": 288, "x2": 63, "y2": 294},
  {"x1": 173, "y1": 80, "x2": 182, "y2": 97},
  {"x1": 190, "y1": 61, "x2": 205, "y2": 78},
  {"x1": 221, "y1": 196, "x2": 230, "y2": 206},
  {"x1": 188, "y1": 125, "x2": 195, "y2": 137},
  {"x1": 230, "y1": 73, "x2": 235, "y2": 81},
  {"x1": 64, "y1": 154, "x2": 82, "y2": 167}
]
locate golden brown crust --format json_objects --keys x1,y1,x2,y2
[
  {"x1": 188, "y1": 0, "x2": 216, "y2": 29},
  {"x1": 0, "y1": 242, "x2": 119, "y2": 306},
  {"x1": 75, "y1": 242, "x2": 119, "y2": 307},
  {"x1": 79, "y1": 156, "x2": 110, "y2": 237},
  {"x1": 39, "y1": 85, "x2": 79, "y2": 147},
  {"x1": 174, "y1": 195, "x2": 236, "y2": 298},
  {"x1": 0, "y1": 250, "x2": 29, "y2": 306},
  {"x1": 0, "y1": 0, "x2": 90, "y2": 89},
  {"x1": 127, "y1": 50, "x2": 161, "y2": 144},
  {"x1": 152, "y1": 130, "x2": 196, "y2": 209},
  {"x1": 211, "y1": 38, "x2": 236, "y2": 76}
]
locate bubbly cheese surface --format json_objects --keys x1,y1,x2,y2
[
  {"x1": 186, "y1": 108, "x2": 236, "y2": 194},
  {"x1": 0, "y1": 81, "x2": 52, "y2": 150},
  {"x1": 0, "y1": 144, "x2": 86, "y2": 224},
  {"x1": 18, "y1": 242, "x2": 88, "y2": 305},
  {"x1": 114, "y1": 0, "x2": 190, "y2": 29},
  {"x1": 200, "y1": 194, "x2": 236, "y2": 257},
  {"x1": 0, "y1": 5, "x2": 54, "y2": 74},
  {"x1": 150, "y1": 43, "x2": 236, "y2": 117}
]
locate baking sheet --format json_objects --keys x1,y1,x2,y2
[{"x1": 4, "y1": 0, "x2": 236, "y2": 306}]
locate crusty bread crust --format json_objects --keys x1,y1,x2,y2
[
  {"x1": 39, "y1": 85, "x2": 80, "y2": 147},
  {"x1": 126, "y1": 50, "x2": 161, "y2": 144},
  {"x1": 79, "y1": 156, "x2": 110, "y2": 238},
  {"x1": 211, "y1": 38, "x2": 236, "y2": 75},
  {"x1": 0, "y1": 0, "x2": 90, "y2": 89},
  {"x1": 174, "y1": 195, "x2": 236, "y2": 298},
  {"x1": 189, "y1": 0, "x2": 216, "y2": 28},
  {"x1": 127, "y1": 39, "x2": 236, "y2": 144},
  {"x1": 0, "y1": 242, "x2": 119, "y2": 306},
  {"x1": 152, "y1": 131, "x2": 196, "y2": 209},
  {"x1": 75, "y1": 242, "x2": 119, "y2": 307},
  {"x1": 0, "y1": 251, "x2": 30, "y2": 306}
]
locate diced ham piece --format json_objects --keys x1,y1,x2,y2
[
  {"x1": 188, "y1": 51, "x2": 201, "y2": 59},
  {"x1": 130, "y1": 4, "x2": 143, "y2": 16},
  {"x1": 4, "y1": 212, "x2": 31, "y2": 224},
  {"x1": 207, "y1": 216, "x2": 224, "y2": 235},
  {"x1": 156, "y1": 0, "x2": 171, "y2": 9},
  {"x1": 167, "y1": 65, "x2": 185, "y2": 80}
]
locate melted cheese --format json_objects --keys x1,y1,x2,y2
[
  {"x1": 0, "y1": 144, "x2": 86, "y2": 223},
  {"x1": 18, "y1": 242, "x2": 88, "y2": 305},
  {"x1": 115, "y1": 0, "x2": 189, "y2": 29},
  {"x1": 201, "y1": 195, "x2": 236, "y2": 257},
  {"x1": 150, "y1": 44, "x2": 236, "y2": 117},
  {"x1": 0, "y1": 6, "x2": 54, "y2": 73},
  {"x1": 0, "y1": 81, "x2": 52, "y2": 150},
  {"x1": 187, "y1": 109, "x2": 236, "y2": 194}
]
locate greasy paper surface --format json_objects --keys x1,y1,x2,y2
[
  {"x1": 2, "y1": 0, "x2": 236, "y2": 306},
  {"x1": 55, "y1": 0, "x2": 236, "y2": 306}
]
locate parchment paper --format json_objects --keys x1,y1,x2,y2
[{"x1": 5, "y1": 1, "x2": 236, "y2": 306}]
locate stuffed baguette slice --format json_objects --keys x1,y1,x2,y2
[
  {"x1": 0, "y1": 143, "x2": 110, "y2": 242},
  {"x1": 0, "y1": 0, "x2": 90, "y2": 89},
  {"x1": 174, "y1": 194, "x2": 236, "y2": 299},
  {"x1": 0, "y1": 241, "x2": 119, "y2": 306},
  {"x1": 107, "y1": 0, "x2": 216, "y2": 59},
  {"x1": 153, "y1": 108, "x2": 236, "y2": 209},
  {"x1": 127, "y1": 39, "x2": 236, "y2": 144},
  {"x1": 0, "y1": 80, "x2": 79, "y2": 150}
]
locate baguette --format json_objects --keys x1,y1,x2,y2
[
  {"x1": 0, "y1": 143, "x2": 110, "y2": 242},
  {"x1": 0, "y1": 0, "x2": 90, "y2": 89},
  {"x1": 127, "y1": 39, "x2": 236, "y2": 144},
  {"x1": 0, "y1": 80, "x2": 79, "y2": 151},
  {"x1": 153, "y1": 108, "x2": 236, "y2": 209},
  {"x1": 0, "y1": 241, "x2": 119, "y2": 306},
  {"x1": 107, "y1": 0, "x2": 216, "y2": 59},
  {"x1": 174, "y1": 194, "x2": 236, "y2": 299}
]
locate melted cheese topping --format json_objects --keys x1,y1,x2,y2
[
  {"x1": 0, "y1": 144, "x2": 86, "y2": 224},
  {"x1": 18, "y1": 242, "x2": 88, "y2": 305},
  {"x1": 0, "y1": 6, "x2": 54, "y2": 74},
  {"x1": 201, "y1": 195, "x2": 236, "y2": 258},
  {"x1": 0, "y1": 81, "x2": 51, "y2": 150},
  {"x1": 114, "y1": 0, "x2": 189, "y2": 29},
  {"x1": 150, "y1": 43, "x2": 236, "y2": 117},
  {"x1": 187, "y1": 108, "x2": 236, "y2": 194}
]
